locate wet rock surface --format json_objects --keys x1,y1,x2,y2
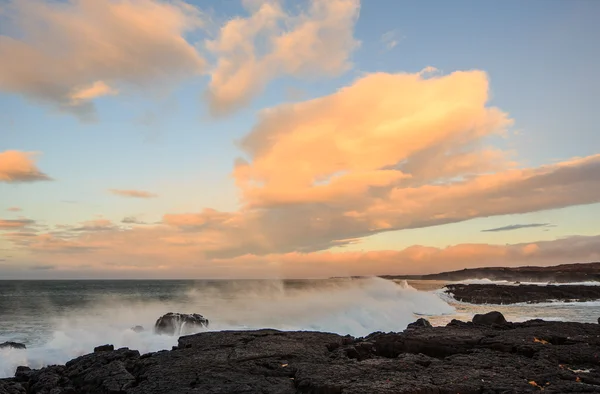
[
  {"x1": 446, "y1": 283, "x2": 600, "y2": 304},
  {"x1": 154, "y1": 312, "x2": 209, "y2": 336},
  {"x1": 2, "y1": 316, "x2": 600, "y2": 393},
  {"x1": 0, "y1": 342, "x2": 26, "y2": 350}
]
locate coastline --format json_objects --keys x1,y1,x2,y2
[{"x1": 2, "y1": 312, "x2": 600, "y2": 393}]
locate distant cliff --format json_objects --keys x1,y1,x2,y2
[{"x1": 380, "y1": 262, "x2": 600, "y2": 283}]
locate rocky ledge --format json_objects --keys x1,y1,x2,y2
[
  {"x1": 2, "y1": 312, "x2": 600, "y2": 394},
  {"x1": 446, "y1": 283, "x2": 600, "y2": 304}
]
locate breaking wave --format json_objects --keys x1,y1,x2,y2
[{"x1": 0, "y1": 277, "x2": 453, "y2": 378}]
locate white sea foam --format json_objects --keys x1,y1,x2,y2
[{"x1": 0, "y1": 277, "x2": 454, "y2": 378}]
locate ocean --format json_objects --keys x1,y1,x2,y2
[{"x1": 1, "y1": 277, "x2": 599, "y2": 378}]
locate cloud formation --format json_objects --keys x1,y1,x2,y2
[
  {"x1": 381, "y1": 29, "x2": 401, "y2": 50},
  {"x1": 3, "y1": 68, "x2": 600, "y2": 276},
  {"x1": 6, "y1": 207, "x2": 22, "y2": 212},
  {"x1": 482, "y1": 223, "x2": 553, "y2": 232},
  {"x1": 0, "y1": 0, "x2": 205, "y2": 119},
  {"x1": 109, "y1": 189, "x2": 158, "y2": 198},
  {"x1": 0, "y1": 219, "x2": 35, "y2": 229},
  {"x1": 0, "y1": 151, "x2": 51, "y2": 183},
  {"x1": 205, "y1": 0, "x2": 360, "y2": 115}
]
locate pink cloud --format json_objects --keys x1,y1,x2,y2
[
  {"x1": 0, "y1": 150, "x2": 51, "y2": 183},
  {"x1": 6, "y1": 207, "x2": 22, "y2": 212},
  {"x1": 0, "y1": 0, "x2": 205, "y2": 119},
  {"x1": 109, "y1": 189, "x2": 158, "y2": 198},
  {"x1": 206, "y1": 0, "x2": 360, "y2": 115}
]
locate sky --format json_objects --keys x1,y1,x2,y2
[{"x1": 0, "y1": 0, "x2": 599, "y2": 279}]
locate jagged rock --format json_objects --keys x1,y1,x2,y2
[
  {"x1": 406, "y1": 318, "x2": 432, "y2": 329},
  {"x1": 131, "y1": 325, "x2": 144, "y2": 333},
  {"x1": 472, "y1": 311, "x2": 507, "y2": 326},
  {"x1": 446, "y1": 283, "x2": 600, "y2": 304},
  {"x1": 154, "y1": 312, "x2": 209, "y2": 336},
  {"x1": 93, "y1": 344, "x2": 114, "y2": 352},
  {"x1": 0, "y1": 342, "x2": 25, "y2": 350},
  {"x1": 3, "y1": 317, "x2": 600, "y2": 393}
]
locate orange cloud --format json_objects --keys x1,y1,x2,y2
[
  {"x1": 0, "y1": 0, "x2": 205, "y2": 119},
  {"x1": 0, "y1": 150, "x2": 51, "y2": 183},
  {"x1": 206, "y1": 0, "x2": 360, "y2": 115},
  {"x1": 235, "y1": 70, "x2": 512, "y2": 207},
  {"x1": 109, "y1": 189, "x2": 158, "y2": 198},
  {"x1": 69, "y1": 81, "x2": 118, "y2": 104},
  {"x1": 0, "y1": 218, "x2": 35, "y2": 229},
  {"x1": 7, "y1": 231, "x2": 600, "y2": 278},
  {"x1": 3, "y1": 68, "x2": 600, "y2": 277}
]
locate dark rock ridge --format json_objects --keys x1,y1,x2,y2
[
  {"x1": 447, "y1": 283, "x2": 600, "y2": 304},
  {"x1": 3, "y1": 313, "x2": 600, "y2": 393},
  {"x1": 0, "y1": 342, "x2": 26, "y2": 350},
  {"x1": 380, "y1": 261, "x2": 600, "y2": 283},
  {"x1": 154, "y1": 312, "x2": 209, "y2": 336}
]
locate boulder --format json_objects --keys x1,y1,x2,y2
[
  {"x1": 0, "y1": 341, "x2": 26, "y2": 350},
  {"x1": 406, "y1": 318, "x2": 432, "y2": 329},
  {"x1": 154, "y1": 312, "x2": 209, "y2": 336},
  {"x1": 472, "y1": 311, "x2": 507, "y2": 326},
  {"x1": 131, "y1": 325, "x2": 144, "y2": 333},
  {"x1": 94, "y1": 344, "x2": 114, "y2": 352}
]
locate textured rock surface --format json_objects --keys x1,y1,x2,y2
[
  {"x1": 0, "y1": 342, "x2": 26, "y2": 350},
  {"x1": 381, "y1": 261, "x2": 600, "y2": 283},
  {"x1": 446, "y1": 283, "x2": 600, "y2": 304},
  {"x1": 2, "y1": 317, "x2": 600, "y2": 393},
  {"x1": 154, "y1": 312, "x2": 209, "y2": 336}
]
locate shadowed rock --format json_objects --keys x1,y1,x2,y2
[
  {"x1": 131, "y1": 325, "x2": 144, "y2": 333},
  {"x1": 446, "y1": 283, "x2": 600, "y2": 304},
  {"x1": 472, "y1": 311, "x2": 507, "y2": 326},
  {"x1": 154, "y1": 312, "x2": 209, "y2": 336},
  {"x1": 0, "y1": 342, "x2": 26, "y2": 350},
  {"x1": 3, "y1": 316, "x2": 600, "y2": 393},
  {"x1": 93, "y1": 344, "x2": 114, "y2": 352},
  {"x1": 406, "y1": 318, "x2": 432, "y2": 329}
]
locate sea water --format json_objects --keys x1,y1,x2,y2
[{"x1": 0, "y1": 277, "x2": 598, "y2": 378}]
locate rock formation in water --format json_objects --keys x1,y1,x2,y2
[
  {"x1": 380, "y1": 261, "x2": 600, "y2": 283},
  {"x1": 2, "y1": 312, "x2": 600, "y2": 393},
  {"x1": 446, "y1": 283, "x2": 600, "y2": 304},
  {"x1": 0, "y1": 342, "x2": 25, "y2": 350},
  {"x1": 154, "y1": 312, "x2": 209, "y2": 335}
]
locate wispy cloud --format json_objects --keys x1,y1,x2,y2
[
  {"x1": 482, "y1": 223, "x2": 554, "y2": 232},
  {"x1": 0, "y1": 219, "x2": 35, "y2": 229},
  {"x1": 381, "y1": 29, "x2": 403, "y2": 51},
  {"x1": 6, "y1": 207, "x2": 22, "y2": 212},
  {"x1": 0, "y1": 150, "x2": 52, "y2": 183},
  {"x1": 109, "y1": 189, "x2": 158, "y2": 199},
  {"x1": 122, "y1": 216, "x2": 147, "y2": 225}
]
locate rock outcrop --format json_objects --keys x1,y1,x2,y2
[
  {"x1": 154, "y1": 312, "x2": 209, "y2": 336},
  {"x1": 446, "y1": 283, "x2": 600, "y2": 304},
  {"x1": 0, "y1": 342, "x2": 25, "y2": 350},
  {"x1": 381, "y1": 261, "x2": 600, "y2": 283},
  {"x1": 2, "y1": 315, "x2": 600, "y2": 393}
]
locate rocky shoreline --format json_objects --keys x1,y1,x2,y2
[
  {"x1": 446, "y1": 283, "x2": 600, "y2": 304},
  {"x1": 381, "y1": 262, "x2": 600, "y2": 283},
  {"x1": 2, "y1": 312, "x2": 600, "y2": 393}
]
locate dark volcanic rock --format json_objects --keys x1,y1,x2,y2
[
  {"x1": 3, "y1": 317, "x2": 600, "y2": 393},
  {"x1": 472, "y1": 311, "x2": 507, "y2": 326},
  {"x1": 381, "y1": 261, "x2": 600, "y2": 283},
  {"x1": 446, "y1": 283, "x2": 600, "y2": 304},
  {"x1": 154, "y1": 312, "x2": 209, "y2": 335},
  {"x1": 93, "y1": 344, "x2": 114, "y2": 352},
  {"x1": 406, "y1": 317, "x2": 432, "y2": 329},
  {"x1": 0, "y1": 342, "x2": 26, "y2": 350}
]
